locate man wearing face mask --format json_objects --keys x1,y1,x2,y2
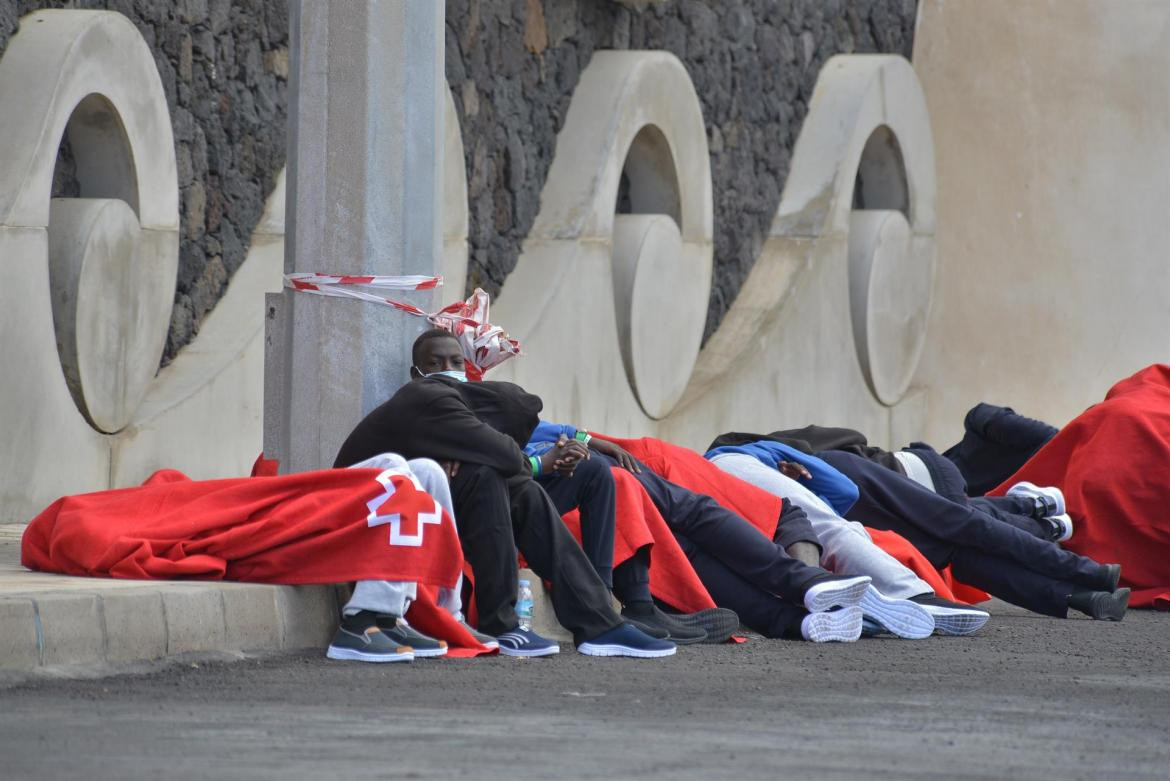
[{"x1": 333, "y1": 329, "x2": 676, "y2": 659}]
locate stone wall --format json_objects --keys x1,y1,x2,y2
[
  {"x1": 0, "y1": 0, "x2": 289, "y2": 362},
  {"x1": 447, "y1": 0, "x2": 917, "y2": 340},
  {"x1": 1, "y1": 0, "x2": 916, "y2": 359}
]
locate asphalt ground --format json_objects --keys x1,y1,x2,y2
[{"x1": 2, "y1": 599, "x2": 1168, "y2": 781}]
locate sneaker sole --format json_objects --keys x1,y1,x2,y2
[
  {"x1": 803, "y1": 607, "x2": 863, "y2": 643},
  {"x1": 576, "y1": 642, "x2": 677, "y2": 658},
  {"x1": 498, "y1": 644, "x2": 560, "y2": 658},
  {"x1": 858, "y1": 588, "x2": 934, "y2": 640},
  {"x1": 670, "y1": 609, "x2": 740, "y2": 643},
  {"x1": 1090, "y1": 588, "x2": 1130, "y2": 621},
  {"x1": 804, "y1": 576, "x2": 872, "y2": 613},
  {"x1": 924, "y1": 607, "x2": 990, "y2": 636},
  {"x1": 411, "y1": 646, "x2": 449, "y2": 659},
  {"x1": 326, "y1": 646, "x2": 414, "y2": 663}
]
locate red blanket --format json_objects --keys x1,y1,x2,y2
[
  {"x1": 23, "y1": 467, "x2": 463, "y2": 586},
  {"x1": 560, "y1": 466, "x2": 717, "y2": 613},
  {"x1": 598, "y1": 435, "x2": 988, "y2": 605},
  {"x1": 21, "y1": 466, "x2": 497, "y2": 655},
  {"x1": 989, "y1": 364, "x2": 1170, "y2": 609}
]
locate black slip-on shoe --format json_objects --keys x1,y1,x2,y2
[
  {"x1": 1095, "y1": 563, "x2": 1122, "y2": 593},
  {"x1": 664, "y1": 607, "x2": 740, "y2": 644},
  {"x1": 1075, "y1": 587, "x2": 1130, "y2": 621},
  {"x1": 621, "y1": 605, "x2": 706, "y2": 644}
]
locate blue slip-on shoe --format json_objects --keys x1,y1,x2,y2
[
  {"x1": 496, "y1": 627, "x2": 560, "y2": 658},
  {"x1": 857, "y1": 586, "x2": 935, "y2": 640},
  {"x1": 576, "y1": 623, "x2": 677, "y2": 658},
  {"x1": 860, "y1": 617, "x2": 886, "y2": 637}
]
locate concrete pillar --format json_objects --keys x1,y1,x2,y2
[{"x1": 265, "y1": 1, "x2": 445, "y2": 472}]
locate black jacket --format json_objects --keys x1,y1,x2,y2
[
  {"x1": 333, "y1": 377, "x2": 543, "y2": 474},
  {"x1": 709, "y1": 425, "x2": 903, "y2": 474}
]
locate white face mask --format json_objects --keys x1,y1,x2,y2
[{"x1": 418, "y1": 368, "x2": 468, "y2": 383}]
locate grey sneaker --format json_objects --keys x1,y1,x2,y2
[
  {"x1": 457, "y1": 618, "x2": 500, "y2": 650},
  {"x1": 326, "y1": 623, "x2": 413, "y2": 663},
  {"x1": 375, "y1": 615, "x2": 447, "y2": 658}
]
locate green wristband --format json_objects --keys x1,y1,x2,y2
[
  {"x1": 529, "y1": 455, "x2": 541, "y2": 477},
  {"x1": 574, "y1": 430, "x2": 592, "y2": 444}
]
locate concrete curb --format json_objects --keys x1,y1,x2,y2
[
  {"x1": 0, "y1": 581, "x2": 348, "y2": 672},
  {"x1": 0, "y1": 552, "x2": 571, "y2": 671}
]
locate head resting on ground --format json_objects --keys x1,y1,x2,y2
[{"x1": 410, "y1": 328, "x2": 466, "y2": 381}]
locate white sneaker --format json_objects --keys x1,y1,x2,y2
[
  {"x1": 911, "y1": 596, "x2": 990, "y2": 636},
  {"x1": 801, "y1": 606, "x2": 863, "y2": 642},
  {"x1": 857, "y1": 586, "x2": 934, "y2": 640},
  {"x1": 1007, "y1": 481, "x2": 1066, "y2": 518},
  {"x1": 1047, "y1": 513, "x2": 1074, "y2": 543},
  {"x1": 803, "y1": 575, "x2": 872, "y2": 613}
]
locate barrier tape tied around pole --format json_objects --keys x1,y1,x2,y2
[
  {"x1": 283, "y1": 273, "x2": 521, "y2": 377},
  {"x1": 284, "y1": 273, "x2": 443, "y2": 316}
]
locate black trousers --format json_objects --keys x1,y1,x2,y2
[
  {"x1": 602, "y1": 454, "x2": 829, "y2": 606},
  {"x1": 969, "y1": 495, "x2": 1049, "y2": 539},
  {"x1": 817, "y1": 450, "x2": 1102, "y2": 616},
  {"x1": 449, "y1": 463, "x2": 623, "y2": 643},
  {"x1": 539, "y1": 457, "x2": 652, "y2": 604},
  {"x1": 943, "y1": 403, "x2": 1059, "y2": 496}
]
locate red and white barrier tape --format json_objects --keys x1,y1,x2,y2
[{"x1": 283, "y1": 273, "x2": 520, "y2": 377}]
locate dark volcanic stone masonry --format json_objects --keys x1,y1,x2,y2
[
  {"x1": 0, "y1": 0, "x2": 916, "y2": 361},
  {"x1": 0, "y1": 0, "x2": 289, "y2": 363},
  {"x1": 446, "y1": 0, "x2": 917, "y2": 341}
]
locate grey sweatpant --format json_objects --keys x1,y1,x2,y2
[
  {"x1": 344, "y1": 453, "x2": 463, "y2": 619},
  {"x1": 708, "y1": 452, "x2": 932, "y2": 599}
]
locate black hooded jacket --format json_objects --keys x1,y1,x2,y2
[
  {"x1": 708, "y1": 425, "x2": 902, "y2": 474},
  {"x1": 333, "y1": 376, "x2": 543, "y2": 475}
]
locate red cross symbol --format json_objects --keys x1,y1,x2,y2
[{"x1": 366, "y1": 470, "x2": 443, "y2": 548}]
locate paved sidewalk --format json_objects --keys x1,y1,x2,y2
[
  {"x1": 0, "y1": 523, "x2": 345, "y2": 672},
  {"x1": 0, "y1": 523, "x2": 567, "y2": 672}
]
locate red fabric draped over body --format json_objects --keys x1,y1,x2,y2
[
  {"x1": 590, "y1": 435, "x2": 988, "y2": 606},
  {"x1": 989, "y1": 364, "x2": 1170, "y2": 609}
]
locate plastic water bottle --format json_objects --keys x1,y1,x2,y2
[{"x1": 517, "y1": 579, "x2": 535, "y2": 632}]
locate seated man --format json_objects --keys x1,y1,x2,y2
[
  {"x1": 527, "y1": 422, "x2": 925, "y2": 642},
  {"x1": 530, "y1": 435, "x2": 715, "y2": 644},
  {"x1": 326, "y1": 453, "x2": 494, "y2": 663},
  {"x1": 333, "y1": 330, "x2": 675, "y2": 659},
  {"x1": 707, "y1": 434, "x2": 1129, "y2": 621}
]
